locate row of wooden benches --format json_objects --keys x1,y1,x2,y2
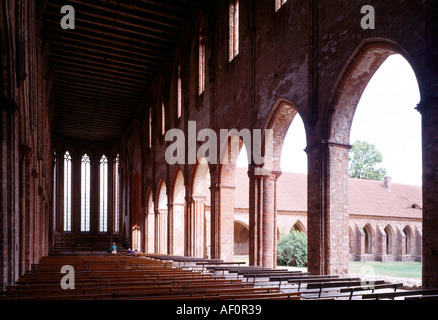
[
  {"x1": 0, "y1": 254, "x2": 299, "y2": 300},
  {"x1": 182, "y1": 260, "x2": 436, "y2": 300},
  {"x1": 2, "y1": 252, "x2": 437, "y2": 300}
]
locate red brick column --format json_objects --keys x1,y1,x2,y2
[
  {"x1": 419, "y1": 96, "x2": 438, "y2": 288},
  {"x1": 209, "y1": 182, "x2": 235, "y2": 262},
  {"x1": 248, "y1": 167, "x2": 281, "y2": 268},
  {"x1": 306, "y1": 141, "x2": 350, "y2": 276},
  {"x1": 261, "y1": 171, "x2": 280, "y2": 268},
  {"x1": 188, "y1": 195, "x2": 206, "y2": 257}
]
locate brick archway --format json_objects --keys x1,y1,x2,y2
[
  {"x1": 171, "y1": 168, "x2": 185, "y2": 256},
  {"x1": 305, "y1": 39, "x2": 422, "y2": 276},
  {"x1": 189, "y1": 157, "x2": 210, "y2": 258}
]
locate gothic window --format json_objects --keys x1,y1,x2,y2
[
  {"x1": 53, "y1": 150, "x2": 57, "y2": 230},
  {"x1": 63, "y1": 151, "x2": 72, "y2": 232},
  {"x1": 275, "y1": 0, "x2": 287, "y2": 12},
  {"x1": 149, "y1": 107, "x2": 152, "y2": 148},
  {"x1": 229, "y1": 0, "x2": 239, "y2": 61},
  {"x1": 161, "y1": 102, "x2": 166, "y2": 135},
  {"x1": 198, "y1": 25, "x2": 206, "y2": 95},
  {"x1": 114, "y1": 154, "x2": 120, "y2": 233},
  {"x1": 177, "y1": 64, "x2": 182, "y2": 119},
  {"x1": 80, "y1": 154, "x2": 91, "y2": 232},
  {"x1": 99, "y1": 155, "x2": 108, "y2": 232}
]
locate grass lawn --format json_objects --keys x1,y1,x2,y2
[{"x1": 349, "y1": 261, "x2": 422, "y2": 279}]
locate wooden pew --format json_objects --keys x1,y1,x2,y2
[
  {"x1": 362, "y1": 289, "x2": 438, "y2": 300},
  {"x1": 304, "y1": 280, "x2": 386, "y2": 299},
  {"x1": 0, "y1": 254, "x2": 302, "y2": 301},
  {"x1": 340, "y1": 282, "x2": 403, "y2": 300}
]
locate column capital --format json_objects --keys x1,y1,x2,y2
[
  {"x1": 416, "y1": 96, "x2": 438, "y2": 115},
  {"x1": 250, "y1": 165, "x2": 282, "y2": 180}
]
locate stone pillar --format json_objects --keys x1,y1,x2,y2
[
  {"x1": 247, "y1": 167, "x2": 281, "y2": 268},
  {"x1": 146, "y1": 208, "x2": 155, "y2": 253},
  {"x1": 420, "y1": 96, "x2": 438, "y2": 286},
  {"x1": 129, "y1": 171, "x2": 142, "y2": 251},
  {"x1": 415, "y1": 228, "x2": 422, "y2": 262},
  {"x1": 188, "y1": 195, "x2": 206, "y2": 258},
  {"x1": 156, "y1": 208, "x2": 168, "y2": 254},
  {"x1": 209, "y1": 172, "x2": 235, "y2": 262},
  {"x1": 306, "y1": 141, "x2": 350, "y2": 276},
  {"x1": 172, "y1": 202, "x2": 185, "y2": 256},
  {"x1": 419, "y1": 0, "x2": 438, "y2": 288}
]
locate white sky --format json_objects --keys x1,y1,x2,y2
[{"x1": 238, "y1": 54, "x2": 422, "y2": 186}]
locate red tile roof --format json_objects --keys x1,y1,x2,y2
[{"x1": 233, "y1": 168, "x2": 422, "y2": 219}]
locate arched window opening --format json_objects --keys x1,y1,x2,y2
[
  {"x1": 363, "y1": 225, "x2": 373, "y2": 255},
  {"x1": 53, "y1": 150, "x2": 57, "y2": 230},
  {"x1": 229, "y1": 0, "x2": 239, "y2": 61},
  {"x1": 161, "y1": 102, "x2": 166, "y2": 136},
  {"x1": 149, "y1": 107, "x2": 152, "y2": 149},
  {"x1": 63, "y1": 151, "x2": 72, "y2": 232},
  {"x1": 99, "y1": 155, "x2": 108, "y2": 233},
  {"x1": 234, "y1": 221, "x2": 249, "y2": 255},
  {"x1": 177, "y1": 64, "x2": 182, "y2": 119},
  {"x1": 80, "y1": 153, "x2": 91, "y2": 232},
  {"x1": 275, "y1": 0, "x2": 287, "y2": 12},
  {"x1": 403, "y1": 226, "x2": 413, "y2": 255},
  {"x1": 113, "y1": 154, "x2": 120, "y2": 233},
  {"x1": 198, "y1": 24, "x2": 206, "y2": 95},
  {"x1": 384, "y1": 225, "x2": 394, "y2": 255}
]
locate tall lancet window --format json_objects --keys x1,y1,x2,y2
[
  {"x1": 81, "y1": 154, "x2": 91, "y2": 232},
  {"x1": 198, "y1": 24, "x2": 206, "y2": 95},
  {"x1": 63, "y1": 151, "x2": 72, "y2": 232},
  {"x1": 99, "y1": 155, "x2": 108, "y2": 232},
  {"x1": 177, "y1": 64, "x2": 182, "y2": 119},
  {"x1": 113, "y1": 154, "x2": 120, "y2": 233},
  {"x1": 161, "y1": 102, "x2": 166, "y2": 135},
  {"x1": 149, "y1": 107, "x2": 152, "y2": 149},
  {"x1": 275, "y1": 0, "x2": 287, "y2": 11},
  {"x1": 229, "y1": 0, "x2": 239, "y2": 61},
  {"x1": 53, "y1": 150, "x2": 57, "y2": 230}
]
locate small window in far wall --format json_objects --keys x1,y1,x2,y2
[
  {"x1": 229, "y1": 0, "x2": 239, "y2": 62},
  {"x1": 275, "y1": 0, "x2": 287, "y2": 12}
]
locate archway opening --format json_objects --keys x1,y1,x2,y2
[
  {"x1": 330, "y1": 45, "x2": 421, "y2": 277},
  {"x1": 157, "y1": 181, "x2": 168, "y2": 254},
  {"x1": 274, "y1": 106, "x2": 308, "y2": 268},
  {"x1": 146, "y1": 190, "x2": 155, "y2": 253},
  {"x1": 191, "y1": 157, "x2": 211, "y2": 258},
  {"x1": 172, "y1": 170, "x2": 185, "y2": 256}
]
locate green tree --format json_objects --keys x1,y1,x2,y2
[
  {"x1": 276, "y1": 228, "x2": 308, "y2": 267},
  {"x1": 349, "y1": 140, "x2": 387, "y2": 181}
]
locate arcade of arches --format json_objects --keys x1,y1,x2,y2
[{"x1": 1, "y1": 0, "x2": 437, "y2": 292}]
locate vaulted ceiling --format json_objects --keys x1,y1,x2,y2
[{"x1": 43, "y1": 0, "x2": 198, "y2": 142}]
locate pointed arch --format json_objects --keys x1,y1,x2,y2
[
  {"x1": 263, "y1": 99, "x2": 307, "y2": 173},
  {"x1": 363, "y1": 223, "x2": 375, "y2": 255},
  {"x1": 146, "y1": 188, "x2": 155, "y2": 253},
  {"x1": 156, "y1": 180, "x2": 168, "y2": 254},
  {"x1": 172, "y1": 168, "x2": 186, "y2": 255},
  {"x1": 403, "y1": 225, "x2": 414, "y2": 255},
  {"x1": 327, "y1": 38, "x2": 421, "y2": 145},
  {"x1": 189, "y1": 156, "x2": 211, "y2": 258},
  {"x1": 292, "y1": 220, "x2": 306, "y2": 234},
  {"x1": 384, "y1": 225, "x2": 395, "y2": 255}
]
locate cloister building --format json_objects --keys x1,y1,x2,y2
[
  {"x1": 1, "y1": 0, "x2": 437, "y2": 292},
  {"x1": 233, "y1": 169, "x2": 423, "y2": 263}
]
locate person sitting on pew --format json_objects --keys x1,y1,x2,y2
[{"x1": 110, "y1": 242, "x2": 117, "y2": 254}]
